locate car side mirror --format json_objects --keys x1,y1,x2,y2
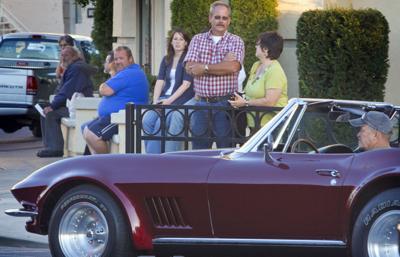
[
  {"x1": 263, "y1": 143, "x2": 288, "y2": 169},
  {"x1": 264, "y1": 143, "x2": 275, "y2": 164}
]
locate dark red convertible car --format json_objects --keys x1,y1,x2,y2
[{"x1": 5, "y1": 98, "x2": 400, "y2": 257}]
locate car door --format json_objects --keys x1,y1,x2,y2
[{"x1": 207, "y1": 151, "x2": 353, "y2": 240}]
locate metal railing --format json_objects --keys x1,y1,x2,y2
[{"x1": 125, "y1": 103, "x2": 282, "y2": 153}]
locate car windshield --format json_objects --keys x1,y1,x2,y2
[
  {"x1": 251, "y1": 100, "x2": 365, "y2": 153},
  {"x1": 0, "y1": 39, "x2": 60, "y2": 60},
  {"x1": 274, "y1": 104, "x2": 359, "y2": 152}
]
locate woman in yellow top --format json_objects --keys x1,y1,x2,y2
[{"x1": 229, "y1": 31, "x2": 288, "y2": 130}]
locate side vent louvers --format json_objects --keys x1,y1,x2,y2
[{"x1": 145, "y1": 197, "x2": 190, "y2": 228}]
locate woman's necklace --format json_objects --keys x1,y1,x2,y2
[
  {"x1": 256, "y1": 63, "x2": 267, "y2": 77},
  {"x1": 252, "y1": 62, "x2": 269, "y2": 84}
]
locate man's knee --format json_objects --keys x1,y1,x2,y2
[
  {"x1": 45, "y1": 111, "x2": 61, "y2": 122},
  {"x1": 84, "y1": 127, "x2": 100, "y2": 143}
]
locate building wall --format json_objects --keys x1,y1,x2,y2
[
  {"x1": 69, "y1": 2, "x2": 95, "y2": 36},
  {"x1": 2, "y1": 0, "x2": 64, "y2": 33},
  {"x1": 351, "y1": 0, "x2": 400, "y2": 105},
  {"x1": 277, "y1": 0, "x2": 324, "y2": 98},
  {"x1": 1, "y1": 0, "x2": 93, "y2": 37},
  {"x1": 113, "y1": 0, "x2": 137, "y2": 58}
]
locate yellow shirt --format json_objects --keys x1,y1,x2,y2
[{"x1": 244, "y1": 60, "x2": 288, "y2": 127}]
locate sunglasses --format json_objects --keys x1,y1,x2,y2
[{"x1": 214, "y1": 15, "x2": 229, "y2": 21}]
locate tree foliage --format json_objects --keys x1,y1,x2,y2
[
  {"x1": 230, "y1": 0, "x2": 278, "y2": 75},
  {"x1": 170, "y1": 0, "x2": 214, "y2": 38},
  {"x1": 75, "y1": 0, "x2": 114, "y2": 87},
  {"x1": 297, "y1": 9, "x2": 389, "y2": 101}
]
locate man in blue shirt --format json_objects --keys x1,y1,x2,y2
[
  {"x1": 83, "y1": 46, "x2": 149, "y2": 154},
  {"x1": 37, "y1": 46, "x2": 94, "y2": 158}
]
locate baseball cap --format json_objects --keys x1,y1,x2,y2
[{"x1": 349, "y1": 111, "x2": 393, "y2": 134}]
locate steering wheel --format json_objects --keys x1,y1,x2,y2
[{"x1": 291, "y1": 138, "x2": 319, "y2": 153}]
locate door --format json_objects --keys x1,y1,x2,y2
[{"x1": 207, "y1": 151, "x2": 353, "y2": 240}]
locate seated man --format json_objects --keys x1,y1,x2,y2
[
  {"x1": 37, "y1": 46, "x2": 94, "y2": 158},
  {"x1": 83, "y1": 46, "x2": 149, "y2": 154},
  {"x1": 349, "y1": 111, "x2": 393, "y2": 151}
]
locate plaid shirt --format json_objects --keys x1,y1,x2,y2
[{"x1": 184, "y1": 31, "x2": 245, "y2": 97}]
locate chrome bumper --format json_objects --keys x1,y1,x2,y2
[{"x1": 5, "y1": 208, "x2": 38, "y2": 217}]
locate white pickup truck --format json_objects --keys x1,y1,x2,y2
[{"x1": 0, "y1": 32, "x2": 97, "y2": 136}]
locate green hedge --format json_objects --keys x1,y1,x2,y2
[
  {"x1": 171, "y1": 0, "x2": 214, "y2": 38},
  {"x1": 297, "y1": 9, "x2": 389, "y2": 101},
  {"x1": 171, "y1": 0, "x2": 278, "y2": 78}
]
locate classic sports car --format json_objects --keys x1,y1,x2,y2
[{"x1": 5, "y1": 98, "x2": 400, "y2": 257}]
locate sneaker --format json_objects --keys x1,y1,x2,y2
[{"x1": 37, "y1": 149, "x2": 64, "y2": 158}]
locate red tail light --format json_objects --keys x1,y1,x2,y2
[{"x1": 26, "y1": 76, "x2": 38, "y2": 95}]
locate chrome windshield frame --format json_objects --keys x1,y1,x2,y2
[{"x1": 236, "y1": 98, "x2": 307, "y2": 153}]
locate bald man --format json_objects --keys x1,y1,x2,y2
[{"x1": 37, "y1": 46, "x2": 94, "y2": 157}]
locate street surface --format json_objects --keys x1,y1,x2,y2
[{"x1": 0, "y1": 127, "x2": 56, "y2": 256}]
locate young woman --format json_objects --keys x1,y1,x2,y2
[
  {"x1": 229, "y1": 31, "x2": 288, "y2": 131},
  {"x1": 143, "y1": 28, "x2": 194, "y2": 153}
]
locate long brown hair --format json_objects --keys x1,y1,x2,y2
[{"x1": 165, "y1": 28, "x2": 190, "y2": 65}]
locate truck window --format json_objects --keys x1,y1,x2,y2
[
  {"x1": 79, "y1": 40, "x2": 99, "y2": 63},
  {"x1": 0, "y1": 39, "x2": 60, "y2": 60}
]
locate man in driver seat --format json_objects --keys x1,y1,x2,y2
[{"x1": 349, "y1": 111, "x2": 393, "y2": 151}]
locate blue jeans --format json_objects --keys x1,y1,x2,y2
[
  {"x1": 190, "y1": 99, "x2": 232, "y2": 149},
  {"x1": 143, "y1": 98, "x2": 195, "y2": 154}
]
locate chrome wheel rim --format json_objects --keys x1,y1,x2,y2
[
  {"x1": 367, "y1": 210, "x2": 400, "y2": 257},
  {"x1": 59, "y1": 202, "x2": 109, "y2": 257}
]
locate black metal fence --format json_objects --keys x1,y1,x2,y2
[{"x1": 125, "y1": 103, "x2": 282, "y2": 153}]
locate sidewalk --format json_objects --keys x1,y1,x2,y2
[{"x1": 0, "y1": 132, "x2": 63, "y2": 245}]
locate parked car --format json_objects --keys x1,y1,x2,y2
[
  {"x1": 5, "y1": 98, "x2": 400, "y2": 257},
  {"x1": 0, "y1": 32, "x2": 98, "y2": 136}
]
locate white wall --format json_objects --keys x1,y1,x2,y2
[
  {"x1": 3, "y1": 0, "x2": 64, "y2": 33},
  {"x1": 74, "y1": 4, "x2": 94, "y2": 37},
  {"x1": 2, "y1": 0, "x2": 93, "y2": 37},
  {"x1": 277, "y1": 0, "x2": 324, "y2": 98}
]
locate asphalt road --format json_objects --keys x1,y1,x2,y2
[
  {"x1": 0, "y1": 237, "x2": 50, "y2": 257},
  {"x1": 0, "y1": 127, "x2": 55, "y2": 256}
]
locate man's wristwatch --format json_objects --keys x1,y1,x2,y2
[{"x1": 204, "y1": 64, "x2": 209, "y2": 74}]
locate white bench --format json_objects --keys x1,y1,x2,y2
[
  {"x1": 110, "y1": 109, "x2": 126, "y2": 154},
  {"x1": 61, "y1": 97, "x2": 101, "y2": 156},
  {"x1": 61, "y1": 97, "x2": 127, "y2": 156}
]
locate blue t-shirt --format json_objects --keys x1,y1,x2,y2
[{"x1": 98, "y1": 64, "x2": 149, "y2": 117}]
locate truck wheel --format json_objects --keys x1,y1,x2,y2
[
  {"x1": 30, "y1": 123, "x2": 42, "y2": 137},
  {"x1": 49, "y1": 185, "x2": 136, "y2": 257},
  {"x1": 351, "y1": 188, "x2": 400, "y2": 257}
]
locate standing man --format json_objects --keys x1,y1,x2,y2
[
  {"x1": 185, "y1": 0, "x2": 245, "y2": 149},
  {"x1": 37, "y1": 46, "x2": 94, "y2": 157},
  {"x1": 83, "y1": 46, "x2": 149, "y2": 154}
]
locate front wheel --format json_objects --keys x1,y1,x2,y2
[
  {"x1": 49, "y1": 185, "x2": 136, "y2": 257},
  {"x1": 352, "y1": 188, "x2": 400, "y2": 257}
]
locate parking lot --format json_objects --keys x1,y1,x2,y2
[{"x1": 0, "y1": 127, "x2": 56, "y2": 256}]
